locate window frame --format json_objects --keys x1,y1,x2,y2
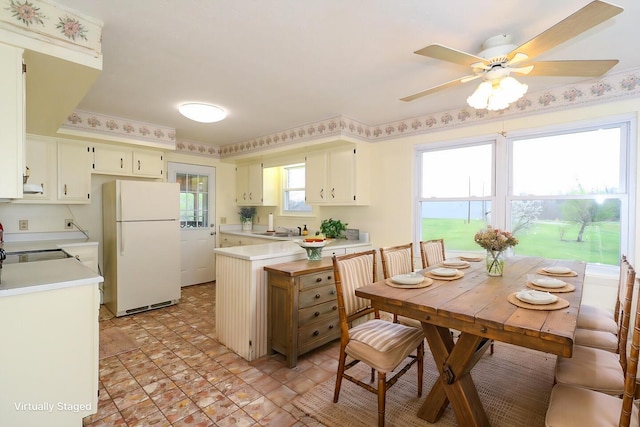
[
  {"x1": 414, "y1": 115, "x2": 636, "y2": 268},
  {"x1": 281, "y1": 163, "x2": 313, "y2": 215}
]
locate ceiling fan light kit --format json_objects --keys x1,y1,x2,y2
[
  {"x1": 402, "y1": 0, "x2": 623, "y2": 111},
  {"x1": 178, "y1": 102, "x2": 227, "y2": 123}
]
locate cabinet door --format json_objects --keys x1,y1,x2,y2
[
  {"x1": 92, "y1": 144, "x2": 132, "y2": 174},
  {"x1": 58, "y1": 141, "x2": 91, "y2": 202},
  {"x1": 327, "y1": 147, "x2": 355, "y2": 204},
  {"x1": 22, "y1": 136, "x2": 54, "y2": 201},
  {"x1": 305, "y1": 151, "x2": 327, "y2": 204},
  {"x1": 0, "y1": 44, "x2": 24, "y2": 199},
  {"x1": 247, "y1": 163, "x2": 264, "y2": 204},
  {"x1": 133, "y1": 149, "x2": 164, "y2": 177},
  {"x1": 236, "y1": 164, "x2": 250, "y2": 205}
]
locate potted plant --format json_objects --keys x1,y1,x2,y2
[
  {"x1": 238, "y1": 207, "x2": 256, "y2": 231},
  {"x1": 320, "y1": 218, "x2": 348, "y2": 239}
]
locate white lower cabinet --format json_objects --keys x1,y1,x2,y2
[{"x1": 0, "y1": 284, "x2": 100, "y2": 427}]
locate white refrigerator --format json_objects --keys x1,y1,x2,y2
[{"x1": 103, "y1": 180, "x2": 181, "y2": 316}]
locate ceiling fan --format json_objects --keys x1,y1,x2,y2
[{"x1": 401, "y1": 0, "x2": 623, "y2": 109}]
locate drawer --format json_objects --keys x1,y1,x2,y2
[
  {"x1": 298, "y1": 300, "x2": 339, "y2": 326},
  {"x1": 323, "y1": 247, "x2": 346, "y2": 257},
  {"x1": 300, "y1": 270, "x2": 335, "y2": 290},
  {"x1": 299, "y1": 284, "x2": 337, "y2": 309},
  {"x1": 298, "y1": 316, "x2": 340, "y2": 348}
]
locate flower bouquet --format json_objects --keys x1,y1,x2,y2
[{"x1": 474, "y1": 226, "x2": 518, "y2": 276}]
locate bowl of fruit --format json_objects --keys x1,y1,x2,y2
[{"x1": 296, "y1": 234, "x2": 327, "y2": 260}]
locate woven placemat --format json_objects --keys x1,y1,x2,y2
[
  {"x1": 526, "y1": 282, "x2": 575, "y2": 293},
  {"x1": 507, "y1": 293, "x2": 570, "y2": 310},
  {"x1": 385, "y1": 277, "x2": 434, "y2": 289},
  {"x1": 425, "y1": 271, "x2": 465, "y2": 281},
  {"x1": 536, "y1": 269, "x2": 578, "y2": 277}
]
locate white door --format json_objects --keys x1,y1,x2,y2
[{"x1": 168, "y1": 163, "x2": 216, "y2": 286}]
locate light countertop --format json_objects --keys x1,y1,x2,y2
[
  {"x1": 0, "y1": 258, "x2": 103, "y2": 297},
  {"x1": 214, "y1": 239, "x2": 371, "y2": 261}
]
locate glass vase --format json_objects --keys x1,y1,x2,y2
[{"x1": 485, "y1": 250, "x2": 504, "y2": 276}]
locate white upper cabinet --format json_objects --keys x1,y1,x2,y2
[
  {"x1": 0, "y1": 44, "x2": 25, "y2": 199},
  {"x1": 20, "y1": 136, "x2": 55, "y2": 202},
  {"x1": 236, "y1": 162, "x2": 277, "y2": 206},
  {"x1": 305, "y1": 144, "x2": 370, "y2": 205},
  {"x1": 91, "y1": 143, "x2": 164, "y2": 178},
  {"x1": 57, "y1": 140, "x2": 91, "y2": 203}
]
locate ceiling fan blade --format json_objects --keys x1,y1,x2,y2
[
  {"x1": 506, "y1": 53, "x2": 529, "y2": 66},
  {"x1": 526, "y1": 59, "x2": 619, "y2": 77},
  {"x1": 509, "y1": 0, "x2": 623, "y2": 61},
  {"x1": 414, "y1": 44, "x2": 485, "y2": 67},
  {"x1": 400, "y1": 75, "x2": 477, "y2": 102},
  {"x1": 510, "y1": 65, "x2": 534, "y2": 75}
]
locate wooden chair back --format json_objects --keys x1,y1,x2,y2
[
  {"x1": 619, "y1": 273, "x2": 640, "y2": 427},
  {"x1": 332, "y1": 250, "x2": 378, "y2": 333},
  {"x1": 379, "y1": 243, "x2": 414, "y2": 279},
  {"x1": 419, "y1": 239, "x2": 445, "y2": 268},
  {"x1": 617, "y1": 263, "x2": 635, "y2": 372}
]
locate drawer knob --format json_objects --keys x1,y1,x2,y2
[
  {"x1": 313, "y1": 330, "x2": 319, "y2": 336},
  {"x1": 314, "y1": 311, "x2": 320, "y2": 317},
  {"x1": 330, "y1": 289, "x2": 336, "y2": 295},
  {"x1": 315, "y1": 294, "x2": 321, "y2": 299},
  {"x1": 316, "y1": 277, "x2": 322, "y2": 282},
  {"x1": 328, "y1": 324, "x2": 334, "y2": 329},
  {"x1": 327, "y1": 276, "x2": 332, "y2": 280},
  {"x1": 332, "y1": 305, "x2": 337, "y2": 310}
]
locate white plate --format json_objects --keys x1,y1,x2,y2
[
  {"x1": 532, "y1": 277, "x2": 567, "y2": 289},
  {"x1": 391, "y1": 273, "x2": 424, "y2": 285},
  {"x1": 442, "y1": 259, "x2": 469, "y2": 267},
  {"x1": 516, "y1": 290, "x2": 558, "y2": 305},
  {"x1": 430, "y1": 267, "x2": 458, "y2": 277},
  {"x1": 543, "y1": 266, "x2": 572, "y2": 274}
]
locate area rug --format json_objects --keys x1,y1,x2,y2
[
  {"x1": 99, "y1": 327, "x2": 138, "y2": 359},
  {"x1": 294, "y1": 342, "x2": 556, "y2": 427}
]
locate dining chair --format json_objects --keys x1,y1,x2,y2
[
  {"x1": 573, "y1": 258, "x2": 630, "y2": 352},
  {"x1": 545, "y1": 265, "x2": 640, "y2": 426},
  {"x1": 575, "y1": 255, "x2": 627, "y2": 336},
  {"x1": 332, "y1": 250, "x2": 425, "y2": 427},
  {"x1": 419, "y1": 239, "x2": 446, "y2": 268},
  {"x1": 554, "y1": 264, "x2": 636, "y2": 396},
  {"x1": 379, "y1": 243, "x2": 424, "y2": 329}
]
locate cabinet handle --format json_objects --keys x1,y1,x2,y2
[
  {"x1": 316, "y1": 277, "x2": 322, "y2": 282},
  {"x1": 315, "y1": 294, "x2": 321, "y2": 299},
  {"x1": 138, "y1": 160, "x2": 141, "y2": 170},
  {"x1": 64, "y1": 184, "x2": 68, "y2": 195},
  {"x1": 120, "y1": 158, "x2": 123, "y2": 168},
  {"x1": 243, "y1": 192, "x2": 247, "y2": 201},
  {"x1": 320, "y1": 188, "x2": 324, "y2": 199},
  {"x1": 331, "y1": 188, "x2": 335, "y2": 198},
  {"x1": 314, "y1": 311, "x2": 320, "y2": 317},
  {"x1": 248, "y1": 192, "x2": 253, "y2": 200},
  {"x1": 313, "y1": 330, "x2": 319, "y2": 336}
]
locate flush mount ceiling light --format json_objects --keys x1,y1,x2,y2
[{"x1": 178, "y1": 102, "x2": 227, "y2": 123}]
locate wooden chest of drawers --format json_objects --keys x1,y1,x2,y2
[{"x1": 265, "y1": 258, "x2": 340, "y2": 368}]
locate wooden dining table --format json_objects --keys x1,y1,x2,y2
[{"x1": 355, "y1": 256, "x2": 586, "y2": 427}]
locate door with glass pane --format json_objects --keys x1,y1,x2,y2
[{"x1": 168, "y1": 162, "x2": 216, "y2": 286}]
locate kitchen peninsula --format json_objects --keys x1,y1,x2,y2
[
  {"x1": 0, "y1": 256, "x2": 103, "y2": 427},
  {"x1": 214, "y1": 238, "x2": 372, "y2": 361}
]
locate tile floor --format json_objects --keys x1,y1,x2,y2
[
  {"x1": 85, "y1": 282, "x2": 334, "y2": 427},
  {"x1": 86, "y1": 277, "x2": 616, "y2": 427}
]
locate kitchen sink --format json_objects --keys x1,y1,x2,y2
[{"x1": 254, "y1": 232, "x2": 299, "y2": 237}]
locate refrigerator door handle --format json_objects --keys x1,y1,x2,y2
[{"x1": 120, "y1": 222, "x2": 125, "y2": 255}]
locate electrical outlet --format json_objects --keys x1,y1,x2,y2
[
  {"x1": 220, "y1": 217, "x2": 226, "y2": 224},
  {"x1": 65, "y1": 219, "x2": 74, "y2": 229},
  {"x1": 19, "y1": 219, "x2": 28, "y2": 230}
]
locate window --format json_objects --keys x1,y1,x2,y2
[
  {"x1": 282, "y1": 163, "x2": 312, "y2": 213},
  {"x1": 176, "y1": 172, "x2": 209, "y2": 228},
  {"x1": 416, "y1": 119, "x2": 633, "y2": 266}
]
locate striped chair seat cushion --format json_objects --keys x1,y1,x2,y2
[{"x1": 347, "y1": 319, "x2": 424, "y2": 373}]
